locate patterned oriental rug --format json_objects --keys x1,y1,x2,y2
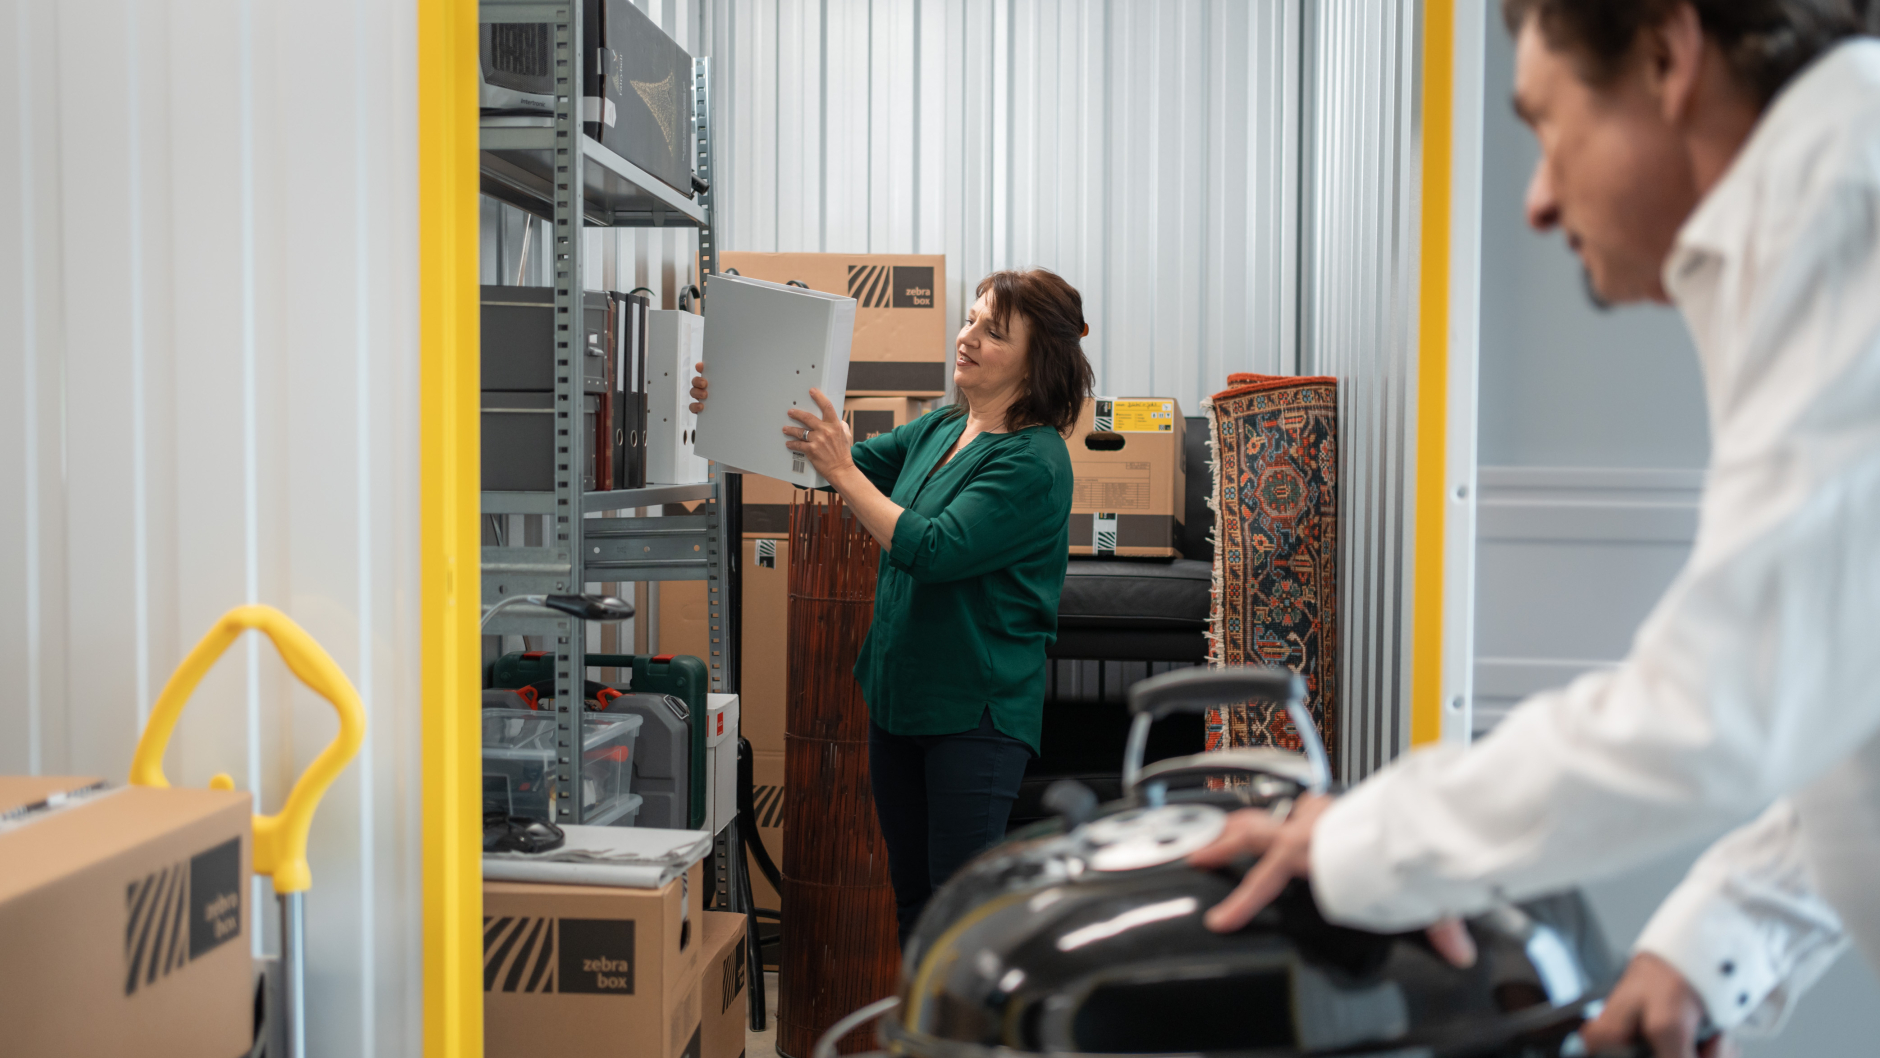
[{"x1": 1204, "y1": 373, "x2": 1339, "y2": 756}]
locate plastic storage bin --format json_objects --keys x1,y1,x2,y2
[{"x1": 482, "y1": 709, "x2": 644, "y2": 825}]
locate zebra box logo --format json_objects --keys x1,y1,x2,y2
[
  {"x1": 562, "y1": 918, "x2": 636, "y2": 993},
  {"x1": 484, "y1": 916, "x2": 636, "y2": 994},
  {"x1": 720, "y1": 936, "x2": 746, "y2": 1013},
  {"x1": 124, "y1": 837, "x2": 241, "y2": 995},
  {"x1": 847, "y1": 265, "x2": 934, "y2": 310}
]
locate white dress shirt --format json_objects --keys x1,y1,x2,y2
[{"x1": 1310, "y1": 39, "x2": 1880, "y2": 1034}]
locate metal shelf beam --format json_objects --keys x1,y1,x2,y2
[{"x1": 479, "y1": 118, "x2": 708, "y2": 229}]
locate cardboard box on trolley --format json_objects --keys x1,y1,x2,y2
[
  {"x1": 0, "y1": 776, "x2": 253, "y2": 1058},
  {"x1": 1067, "y1": 397, "x2": 1186, "y2": 558}
]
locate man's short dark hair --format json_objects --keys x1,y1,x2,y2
[{"x1": 1502, "y1": 0, "x2": 1880, "y2": 105}]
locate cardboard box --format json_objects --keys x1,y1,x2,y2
[
  {"x1": 1067, "y1": 397, "x2": 1187, "y2": 558},
  {"x1": 655, "y1": 540, "x2": 787, "y2": 760},
  {"x1": 740, "y1": 474, "x2": 798, "y2": 539},
  {"x1": 719, "y1": 252, "x2": 949, "y2": 396},
  {"x1": 485, "y1": 862, "x2": 707, "y2": 1058},
  {"x1": 739, "y1": 536, "x2": 790, "y2": 756},
  {"x1": 844, "y1": 396, "x2": 935, "y2": 444},
  {"x1": 747, "y1": 751, "x2": 787, "y2": 939},
  {"x1": 698, "y1": 911, "x2": 750, "y2": 1058},
  {"x1": 0, "y1": 777, "x2": 253, "y2": 1058}
]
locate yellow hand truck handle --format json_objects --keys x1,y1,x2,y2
[{"x1": 129, "y1": 604, "x2": 367, "y2": 894}]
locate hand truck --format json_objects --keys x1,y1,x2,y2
[{"x1": 129, "y1": 604, "x2": 368, "y2": 1058}]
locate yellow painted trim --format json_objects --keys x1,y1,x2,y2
[
  {"x1": 418, "y1": 0, "x2": 481, "y2": 1053},
  {"x1": 1411, "y1": 0, "x2": 1455, "y2": 747}
]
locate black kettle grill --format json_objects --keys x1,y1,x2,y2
[{"x1": 814, "y1": 666, "x2": 1642, "y2": 1058}]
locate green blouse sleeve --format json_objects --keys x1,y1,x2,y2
[{"x1": 887, "y1": 440, "x2": 1064, "y2": 583}]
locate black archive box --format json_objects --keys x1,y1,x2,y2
[
  {"x1": 585, "y1": 0, "x2": 696, "y2": 198},
  {"x1": 483, "y1": 392, "x2": 601, "y2": 492},
  {"x1": 610, "y1": 290, "x2": 651, "y2": 489},
  {"x1": 481, "y1": 286, "x2": 612, "y2": 394}
]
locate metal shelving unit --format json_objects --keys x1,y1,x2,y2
[{"x1": 478, "y1": 1, "x2": 732, "y2": 828}]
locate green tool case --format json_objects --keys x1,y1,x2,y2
[{"x1": 488, "y1": 651, "x2": 711, "y2": 829}]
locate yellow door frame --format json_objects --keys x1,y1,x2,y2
[
  {"x1": 1412, "y1": 0, "x2": 1456, "y2": 748},
  {"x1": 418, "y1": 0, "x2": 481, "y2": 1053}
]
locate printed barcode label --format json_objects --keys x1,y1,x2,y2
[{"x1": 1093, "y1": 513, "x2": 1118, "y2": 556}]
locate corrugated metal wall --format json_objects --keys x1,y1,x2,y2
[
  {"x1": 709, "y1": 0, "x2": 1303, "y2": 411},
  {"x1": 0, "y1": 1, "x2": 422, "y2": 1054},
  {"x1": 1299, "y1": 0, "x2": 1424, "y2": 778}
]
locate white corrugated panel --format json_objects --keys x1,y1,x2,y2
[
  {"x1": 1299, "y1": 0, "x2": 1423, "y2": 779},
  {"x1": 708, "y1": 0, "x2": 1302, "y2": 411},
  {"x1": 0, "y1": 2, "x2": 422, "y2": 1055}
]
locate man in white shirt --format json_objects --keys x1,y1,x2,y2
[{"x1": 1191, "y1": 3, "x2": 1880, "y2": 1056}]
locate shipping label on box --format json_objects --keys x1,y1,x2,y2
[
  {"x1": 1068, "y1": 397, "x2": 1186, "y2": 558},
  {"x1": 1095, "y1": 397, "x2": 1179, "y2": 433},
  {"x1": 719, "y1": 252, "x2": 949, "y2": 395}
]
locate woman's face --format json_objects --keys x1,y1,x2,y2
[{"x1": 955, "y1": 291, "x2": 1030, "y2": 397}]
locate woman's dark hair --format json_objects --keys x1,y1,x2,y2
[
  {"x1": 1502, "y1": 0, "x2": 1879, "y2": 105},
  {"x1": 955, "y1": 269, "x2": 1095, "y2": 435}
]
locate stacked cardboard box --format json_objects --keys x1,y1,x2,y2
[
  {"x1": 1067, "y1": 396, "x2": 1187, "y2": 558},
  {"x1": 718, "y1": 252, "x2": 948, "y2": 396},
  {"x1": 0, "y1": 776, "x2": 253, "y2": 1058},
  {"x1": 484, "y1": 865, "x2": 748, "y2": 1058}
]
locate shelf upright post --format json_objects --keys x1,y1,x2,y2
[
  {"x1": 693, "y1": 55, "x2": 738, "y2": 699},
  {"x1": 551, "y1": 0, "x2": 588, "y2": 824}
]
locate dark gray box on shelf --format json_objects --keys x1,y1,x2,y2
[
  {"x1": 482, "y1": 391, "x2": 600, "y2": 492},
  {"x1": 584, "y1": 0, "x2": 696, "y2": 198},
  {"x1": 601, "y1": 692, "x2": 690, "y2": 830},
  {"x1": 481, "y1": 286, "x2": 612, "y2": 393}
]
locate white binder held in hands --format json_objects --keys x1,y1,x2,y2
[{"x1": 693, "y1": 273, "x2": 856, "y2": 489}]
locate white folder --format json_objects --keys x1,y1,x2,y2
[
  {"x1": 693, "y1": 272, "x2": 855, "y2": 488},
  {"x1": 645, "y1": 309, "x2": 710, "y2": 484}
]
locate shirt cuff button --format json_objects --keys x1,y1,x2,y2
[
  {"x1": 1720, "y1": 961, "x2": 1735, "y2": 976},
  {"x1": 1738, "y1": 992, "x2": 1750, "y2": 1006}
]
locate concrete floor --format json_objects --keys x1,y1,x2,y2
[{"x1": 745, "y1": 972, "x2": 781, "y2": 1058}]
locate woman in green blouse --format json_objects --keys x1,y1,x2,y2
[{"x1": 692, "y1": 269, "x2": 1093, "y2": 943}]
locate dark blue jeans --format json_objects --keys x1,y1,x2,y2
[{"x1": 868, "y1": 709, "x2": 1033, "y2": 947}]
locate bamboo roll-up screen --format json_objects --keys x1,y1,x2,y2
[{"x1": 780, "y1": 492, "x2": 898, "y2": 1056}]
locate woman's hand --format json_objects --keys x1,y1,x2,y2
[
  {"x1": 688, "y1": 361, "x2": 708, "y2": 413},
  {"x1": 784, "y1": 388, "x2": 856, "y2": 478}
]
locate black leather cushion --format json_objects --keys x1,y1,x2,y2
[
  {"x1": 1052, "y1": 558, "x2": 1211, "y2": 662},
  {"x1": 1057, "y1": 558, "x2": 1212, "y2": 630}
]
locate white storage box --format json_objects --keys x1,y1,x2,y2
[
  {"x1": 703, "y1": 693, "x2": 740, "y2": 835},
  {"x1": 645, "y1": 308, "x2": 710, "y2": 484},
  {"x1": 693, "y1": 273, "x2": 855, "y2": 488}
]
